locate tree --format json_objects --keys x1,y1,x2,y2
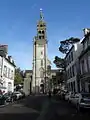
[
  {"x1": 53, "y1": 56, "x2": 65, "y2": 70},
  {"x1": 59, "y1": 37, "x2": 80, "y2": 54},
  {"x1": 14, "y1": 68, "x2": 23, "y2": 85},
  {"x1": 53, "y1": 37, "x2": 80, "y2": 84}
]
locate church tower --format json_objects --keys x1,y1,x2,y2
[{"x1": 32, "y1": 9, "x2": 48, "y2": 93}]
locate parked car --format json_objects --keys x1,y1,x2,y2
[
  {"x1": 60, "y1": 90, "x2": 67, "y2": 100},
  {"x1": 71, "y1": 93, "x2": 90, "y2": 111},
  {"x1": 0, "y1": 94, "x2": 7, "y2": 105},
  {"x1": 4, "y1": 92, "x2": 17, "y2": 103},
  {"x1": 14, "y1": 91, "x2": 22, "y2": 100},
  {"x1": 0, "y1": 86, "x2": 7, "y2": 95},
  {"x1": 65, "y1": 92, "x2": 75, "y2": 102},
  {"x1": 19, "y1": 90, "x2": 25, "y2": 99}
]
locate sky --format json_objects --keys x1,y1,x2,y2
[{"x1": 0, "y1": 0, "x2": 90, "y2": 70}]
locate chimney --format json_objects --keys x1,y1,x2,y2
[
  {"x1": 8, "y1": 56, "x2": 13, "y2": 63},
  {"x1": 83, "y1": 28, "x2": 90, "y2": 36}
]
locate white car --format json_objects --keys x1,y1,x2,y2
[
  {"x1": 65, "y1": 92, "x2": 74, "y2": 102},
  {"x1": 14, "y1": 91, "x2": 22, "y2": 100},
  {"x1": 71, "y1": 93, "x2": 90, "y2": 111}
]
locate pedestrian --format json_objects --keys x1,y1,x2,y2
[{"x1": 48, "y1": 90, "x2": 51, "y2": 99}]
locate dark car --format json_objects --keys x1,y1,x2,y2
[
  {"x1": 4, "y1": 92, "x2": 17, "y2": 103},
  {"x1": 0, "y1": 94, "x2": 6, "y2": 105}
]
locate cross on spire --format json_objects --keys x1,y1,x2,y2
[{"x1": 40, "y1": 8, "x2": 44, "y2": 20}]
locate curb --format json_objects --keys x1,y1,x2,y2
[
  {"x1": 0, "y1": 103, "x2": 9, "y2": 108},
  {"x1": 0, "y1": 98, "x2": 26, "y2": 108}
]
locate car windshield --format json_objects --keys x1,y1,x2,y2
[{"x1": 81, "y1": 93, "x2": 90, "y2": 98}]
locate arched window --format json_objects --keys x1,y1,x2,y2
[
  {"x1": 39, "y1": 36, "x2": 41, "y2": 39},
  {"x1": 41, "y1": 60, "x2": 43, "y2": 66},
  {"x1": 42, "y1": 36, "x2": 44, "y2": 39},
  {"x1": 40, "y1": 24, "x2": 43, "y2": 27},
  {"x1": 40, "y1": 68, "x2": 44, "y2": 78},
  {"x1": 41, "y1": 51, "x2": 43, "y2": 55},
  {"x1": 38, "y1": 31, "x2": 41, "y2": 34},
  {"x1": 42, "y1": 31, "x2": 44, "y2": 34}
]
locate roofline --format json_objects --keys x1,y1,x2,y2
[{"x1": 1, "y1": 55, "x2": 16, "y2": 67}]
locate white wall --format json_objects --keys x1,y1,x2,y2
[
  {"x1": 66, "y1": 42, "x2": 83, "y2": 92},
  {"x1": 32, "y1": 41, "x2": 48, "y2": 93},
  {"x1": 23, "y1": 78, "x2": 31, "y2": 95},
  {"x1": 1, "y1": 57, "x2": 15, "y2": 93}
]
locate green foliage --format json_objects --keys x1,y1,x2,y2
[
  {"x1": 53, "y1": 56, "x2": 66, "y2": 69},
  {"x1": 59, "y1": 37, "x2": 80, "y2": 54},
  {"x1": 14, "y1": 68, "x2": 23, "y2": 85}
]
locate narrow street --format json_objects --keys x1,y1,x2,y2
[{"x1": 0, "y1": 96, "x2": 90, "y2": 120}]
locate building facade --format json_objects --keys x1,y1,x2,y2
[
  {"x1": 79, "y1": 28, "x2": 90, "y2": 93},
  {"x1": 65, "y1": 42, "x2": 83, "y2": 93},
  {"x1": 0, "y1": 55, "x2": 15, "y2": 93},
  {"x1": 23, "y1": 70, "x2": 32, "y2": 95},
  {"x1": 23, "y1": 69, "x2": 59, "y2": 94},
  {"x1": 32, "y1": 9, "x2": 51, "y2": 94}
]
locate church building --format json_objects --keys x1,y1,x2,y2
[{"x1": 32, "y1": 9, "x2": 51, "y2": 94}]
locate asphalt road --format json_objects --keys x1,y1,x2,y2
[{"x1": 0, "y1": 96, "x2": 90, "y2": 120}]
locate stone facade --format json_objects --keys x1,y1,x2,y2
[
  {"x1": 32, "y1": 10, "x2": 51, "y2": 93},
  {"x1": 79, "y1": 29, "x2": 90, "y2": 92}
]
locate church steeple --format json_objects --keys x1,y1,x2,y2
[
  {"x1": 36, "y1": 9, "x2": 46, "y2": 41},
  {"x1": 40, "y1": 8, "x2": 44, "y2": 21}
]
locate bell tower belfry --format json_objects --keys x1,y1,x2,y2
[{"x1": 32, "y1": 9, "x2": 47, "y2": 94}]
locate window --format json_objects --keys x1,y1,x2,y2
[
  {"x1": 81, "y1": 60, "x2": 84, "y2": 74},
  {"x1": 41, "y1": 60, "x2": 43, "y2": 66},
  {"x1": 40, "y1": 24, "x2": 43, "y2": 27},
  {"x1": 40, "y1": 68, "x2": 44, "y2": 78},
  {"x1": 38, "y1": 31, "x2": 41, "y2": 34},
  {"x1": 88, "y1": 56, "x2": 90, "y2": 71},
  {"x1": 39, "y1": 36, "x2": 41, "y2": 39},
  {"x1": 72, "y1": 65, "x2": 75, "y2": 77},
  {"x1": 71, "y1": 52, "x2": 73, "y2": 61},
  {"x1": 69, "y1": 55, "x2": 70, "y2": 63},
  {"x1": 73, "y1": 81, "x2": 75, "y2": 92},
  {"x1": 68, "y1": 69, "x2": 70, "y2": 79},
  {"x1": 8, "y1": 68, "x2": 10, "y2": 78},
  {"x1": 41, "y1": 51, "x2": 43, "y2": 55},
  {"x1": 42, "y1": 31, "x2": 44, "y2": 34},
  {"x1": 4, "y1": 65, "x2": 7, "y2": 77},
  {"x1": 11, "y1": 70, "x2": 14, "y2": 79},
  {"x1": 70, "y1": 67, "x2": 72, "y2": 78},
  {"x1": 42, "y1": 36, "x2": 44, "y2": 39}
]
